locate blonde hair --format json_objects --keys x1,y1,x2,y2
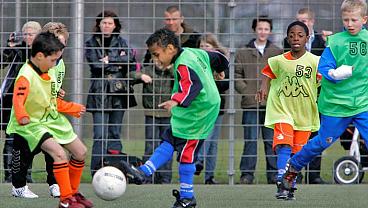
[
  {"x1": 200, "y1": 33, "x2": 229, "y2": 58},
  {"x1": 22, "y1": 21, "x2": 42, "y2": 33},
  {"x1": 42, "y1": 22, "x2": 69, "y2": 41},
  {"x1": 341, "y1": 0, "x2": 367, "y2": 17}
]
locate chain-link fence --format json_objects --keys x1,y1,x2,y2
[{"x1": 1, "y1": 0, "x2": 353, "y2": 185}]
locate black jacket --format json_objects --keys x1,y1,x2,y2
[{"x1": 85, "y1": 34, "x2": 137, "y2": 111}]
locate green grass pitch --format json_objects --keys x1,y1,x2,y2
[{"x1": 1, "y1": 183, "x2": 367, "y2": 208}]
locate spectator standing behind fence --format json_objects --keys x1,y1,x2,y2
[
  {"x1": 163, "y1": 5, "x2": 201, "y2": 48},
  {"x1": 283, "y1": 8, "x2": 331, "y2": 184},
  {"x1": 194, "y1": 33, "x2": 229, "y2": 184},
  {"x1": 137, "y1": 5, "x2": 202, "y2": 183},
  {"x1": 234, "y1": 17, "x2": 281, "y2": 184},
  {"x1": 85, "y1": 10, "x2": 139, "y2": 176},
  {"x1": 1, "y1": 21, "x2": 41, "y2": 185}
]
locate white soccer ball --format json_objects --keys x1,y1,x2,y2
[{"x1": 92, "y1": 166, "x2": 127, "y2": 201}]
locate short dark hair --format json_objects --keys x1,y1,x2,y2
[
  {"x1": 146, "y1": 28, "x2": 180, "y2": 49},
  {"x1": 31, "y1": 32, "x2": 65, "y2": 57},
  {"x1": 287, "y1": 21, "x2": 309, "y2": 35},
  {"x1": 252, "y1": 16, "x2": 273, "y2": 31},
  {"x1": 93, "y1": 10, "x2": 122, "y2": 34},
  {"x1": 166, "y1": 5, "x2": 181, "y2": 14}
]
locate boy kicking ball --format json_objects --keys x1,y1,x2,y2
[{"x1": 118, "y1": 28, "x2": 228, "y2": 208}]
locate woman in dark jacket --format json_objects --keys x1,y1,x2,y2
[{"x1": 85, "y1": 10, "x2": 138, "y2": 175}]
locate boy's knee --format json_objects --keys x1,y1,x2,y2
[
  {"x1": 318, "y1": 136, "x2": 335, "y2": 149},
  {"x1": 53, "y1": 150, "x2": 68, "y2": 162},
  {"x1": 72, "y1": 145, "x2": 87, "y2": 161}
]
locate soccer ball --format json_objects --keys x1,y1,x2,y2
[{"x1": 92, "y1": 166, "x2": 127, "y2": 201}]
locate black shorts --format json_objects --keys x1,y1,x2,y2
[
  {"x1": 162, "y1": 127, "x2": 204, "y2": 164},
  {"x1": 14, "y1": 132, "x2": 53, "y2": 155}
]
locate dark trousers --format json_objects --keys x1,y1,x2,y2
[
  {"x1": 91, "y1": 110, "x2": 125, "y2": 175},
  {"x1": 11, "y1": 134, "x2": 56, "y2": 187},
  {"x1": 239, "y1": 110, "x2": 277, "y2": 183}
]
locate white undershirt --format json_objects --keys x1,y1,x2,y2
[{"x1": 254, "y1": 42, "x2": 266, "y2": 55}]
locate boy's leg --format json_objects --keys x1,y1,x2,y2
[
  {"x1": 304, "y1": 131, "x2": 324, "y2": 184},
  {"x1": 11, "y1": 134, "x2": 34, "y2": 188},
  {"x1": 272, "y1": 123, "x2": 294, "y2": 182},
  {"x1": 63, "y1": 137, "x2": 87, "y2": 194},
  {"x1": 173, "y1": 138, "x2": 203, "y2": 208},
  {"x1": 289, "y1": 115, "x2": 351, "y2": 171},
  {"x1": 352, "y1": 112, "x2": 368, "y2": 151},
  {"x1": 11, "y1": 134, "x2": 38, "y2": 198},
  {"x1": 43, "y1": 150, "x2": 60, "y2": 198},
  {"x1": 63, "y1": 137, "x2": 93, "y2": 208},
  {"x1": 282, "y1": 115, "x2": 351, "y2": 190},
  {"x1": 140, "y1": 140, "x2": 174, "y2": 176},
  {"x1": 3, "y1": 134, "x2": 13, "y2": 182},
  {"x1": 43, "y1": 150, "x2": 57, "y2": 185},
  {"x1": 41, "y1": 136, "x2": 72, "y2": 199}
]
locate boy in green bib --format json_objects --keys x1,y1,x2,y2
[
  {"x1": 282, "y1": 0, "x2": 368, "y2": 198},
  {"x1": 119, "y1": 29, "x2": 228, "y2": 208},
  {"x1": 257, "y1": 21, "x2": 320, "y2": 200},
  {"x1": 6, "y1": 32, "x2": 92, "y2": 208}
]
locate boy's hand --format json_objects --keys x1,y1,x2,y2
[
  {"x1": 328, "y1": 65, "x2": 353, "y2": 80},
  {"x1": 72, "y1": 104, "x2": 86, "y2": 118},
  {"x1": 255, "y1": 89, "x2": 267, "y2": 103},
  {"x1": 80, "y1": 105, "x2": 86, "y2": 114},
  {"x1": 141, "y1": 74, "x2": 152, "y2": 83},
  {"x1": 57, "y1": 89, "x2": 65, "y2": 99},
  {"x1": 19, "y1": 117, "x2": 30, "y2": 125},
  {"x1": 255, "y1": 76, "x2": 271, "y2": 103},
  {"x1": 158, "y1": 100, "x2": 178, "y2": 113}
]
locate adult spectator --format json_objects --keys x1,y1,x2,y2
[
  {"x1": 163, "y1": 5, "x2": 201, "y2": 48},
  {"x1": 235, "y1": 16, "x2": 282, "y2": 184},
  {"x1": 85, "y1": 10, "x2": 138, "y2": 176}
]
